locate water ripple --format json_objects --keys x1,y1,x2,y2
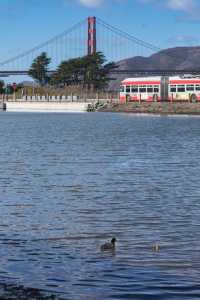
[{"x1": 0, "y1": 112, "x2": 199, "y2": 299}]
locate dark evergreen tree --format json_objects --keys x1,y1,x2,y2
[
  {"x1": 50, "y1": 52, "x2": 117, "y2": 90},
  {"x1": 28, "y1": 52, "x2": 51, "y2": 85},
  {"x1": 50, "y1": 57, "x2": 83, "y2": 86}
]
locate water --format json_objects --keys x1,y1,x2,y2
[{"x1": 0, "y1": 112, "x2": 200, "y2": 299}]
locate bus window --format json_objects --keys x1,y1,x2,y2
[
  {"x1": 147, "y1": 85, "x2": 153, "y2": 93},
  {"x1": 131, "y1": 85, "x2": 138, "y2": 93},
  {"x1": 186, "y1": 85, "x2": 194, "y2": 91},
  {"x1": 126, "y1": 86, "x2": 130, "y2": 93},
  {"x1": 196, "y1": 84, "x2": 200, "y2": 91},
  {"x1": 177, "y1": 85, "x2": 185, "y2": 92},
  {"x1": 154, "y1": 86, "x2": 159, "y2": 93},
  {"x1": 139, "y1": 85, "x2": 146, "y2": 93},
  {"x1": 170, "y1": 85, "x2": 176, "y2": 92},
  {"x1": 120, "y1": 85, "x2": 124, "y2": 92}
]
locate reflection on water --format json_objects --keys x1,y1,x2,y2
[{"x1": 0, "y1": 112, "x2": 200, "y2": 299}]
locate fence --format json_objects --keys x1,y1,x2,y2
[{"x1": 0, "y1": 91, "x2": 120, "y2": 104}]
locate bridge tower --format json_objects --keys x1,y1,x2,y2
[{"x1": 87, "y1": 17, "x2": 96, "y2": 55}]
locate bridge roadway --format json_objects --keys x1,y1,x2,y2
[{"x1": 1, "y1": 70, "x2": 200, "y2": 77}]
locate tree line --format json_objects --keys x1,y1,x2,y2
[
  {"x1": 0, "y1": 81, "x2": 19, "y2": 95},
  {"x1": 28, "y1": 52, "x2": 117, "y2": 90}
]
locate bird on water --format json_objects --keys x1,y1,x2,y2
[
  {"x1": 153, "y1": 243, "x2": 160, "y2": 252},
  {"x1": 100, "y1": 238, "x2": 117, "y2": 251}
]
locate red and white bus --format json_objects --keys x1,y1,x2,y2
[{"x1": 120, "y1": 75, "x2": 200, "y2": 103}]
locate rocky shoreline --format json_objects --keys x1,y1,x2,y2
[
  {"x1": 0, "y1": 283, "x2": 59, "y2": 300},
  {"x1": 98, "y1": 102, "x2": 200, "y2": 115}
]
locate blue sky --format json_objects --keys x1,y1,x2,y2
[
  {"x1": 1, "y1": 0, "x2": 200, "y2": 82},
  {"x1": 1, "y1": 0, "x2": 200, "y2": 59}
]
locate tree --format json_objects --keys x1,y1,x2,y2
[
  {"x1": 50, "y1": 52, "x2": 117, "y2": 90},
  {"x1": 83, "y1": 52, "x2": 117, "y2": 90},
  {"x1": 50, "y1": 57, "x2": 83, "y2": 87},
  {"x1": 28, "y1": 52, "x2": 51, "y2": 85},
  {"x1": 0, "y1": 80, "x2": 4, "y2": 94},
  {"x1": 5, "y1": 84, "x2": 14, "y2": 95}
]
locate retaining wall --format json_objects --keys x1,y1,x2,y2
[{"x1": 5, "y1": 101, "x2": 90, "y2": 112}]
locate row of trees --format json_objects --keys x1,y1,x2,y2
[
  {"x1": 0, "y1": 80, "x2": 19, "y2": 95},
  {"x1": 28, "y1": 52, "x2": 116, "y2": 90}
]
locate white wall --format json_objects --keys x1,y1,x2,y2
[{"x1": 5, "y1": 101, "x2": 90, "y2": 112}]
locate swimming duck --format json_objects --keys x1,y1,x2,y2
[
  {"x1": 153, "y1": 243, "x2": 160, "y2": 252},
  {"x1": 100, "y1": 238, "x2": 116, "y2": 251}
]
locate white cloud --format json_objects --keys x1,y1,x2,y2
[
  {"x1": 167, "y1": 34, "x2": 199, "y2": 45},
  {"x1": 77, "y1": 0, "x2": 200, "y2": 19},
  {"x1": 166, "y1": 0, "x2": 200, "y2": 20},
  {"x1": 79, "y1": 0, "x2": 104, "y2": 7},
  {"x1": 77, "y1": 0, "x2": 125, "y2": 8},
  {"x1": 167, "y1": 0, "x2": 196, "y2": 12},
  {"x1": 139, "y1": 0, "x2": 200, "y2": 20}
]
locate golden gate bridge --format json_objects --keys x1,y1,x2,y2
[{"x1": 0, "y1": 17, "x2": 199, "y2": 77}]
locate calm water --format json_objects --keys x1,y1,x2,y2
[{"x1": 0, "y1": 112, "x2": 200, "y2": 300}]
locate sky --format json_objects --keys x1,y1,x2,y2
[{"x1": 1, "y1": 0, "x2": 200, "y2": 82}]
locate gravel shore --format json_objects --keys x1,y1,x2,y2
[{"x1": 99, "y1": 102, "x2": 200, "y2": 114}]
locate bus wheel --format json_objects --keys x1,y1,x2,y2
[
  {"x1": 190, "y1": 94, "x2": 197, "y2": 103},
  {"x1": 153, "y1": 94, "x2": 158, "y2": 102}
]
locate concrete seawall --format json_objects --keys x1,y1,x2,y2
[{"x1": 5, "y1": 101, "x2": 91, "y2": 112}]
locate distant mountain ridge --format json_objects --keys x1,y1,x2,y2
[{"x1": 110, "y1": 46, "x2": 200, "y2": 90}]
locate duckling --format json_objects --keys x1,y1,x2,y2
[
  {"x1": 153, "y1": 243, "x2": 160, "y2": 252},
  {"x1": 100, "y1": 238, "x2": 116, "y2": 251}
]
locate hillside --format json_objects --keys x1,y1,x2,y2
[{"x1": 110, "y1": 46, "x2": 200, "y2": 90}]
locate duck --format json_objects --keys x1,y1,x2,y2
[
  {"x1": 100, "y1": 238, "x2": 116, "y2": 251},
  {"x1": 153, "y1": 243, "x2": 160, "y2": 252}
]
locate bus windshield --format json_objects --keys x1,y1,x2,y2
[{"x1": 120, "y1": 86, "x2": 125, "y2": 92}]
